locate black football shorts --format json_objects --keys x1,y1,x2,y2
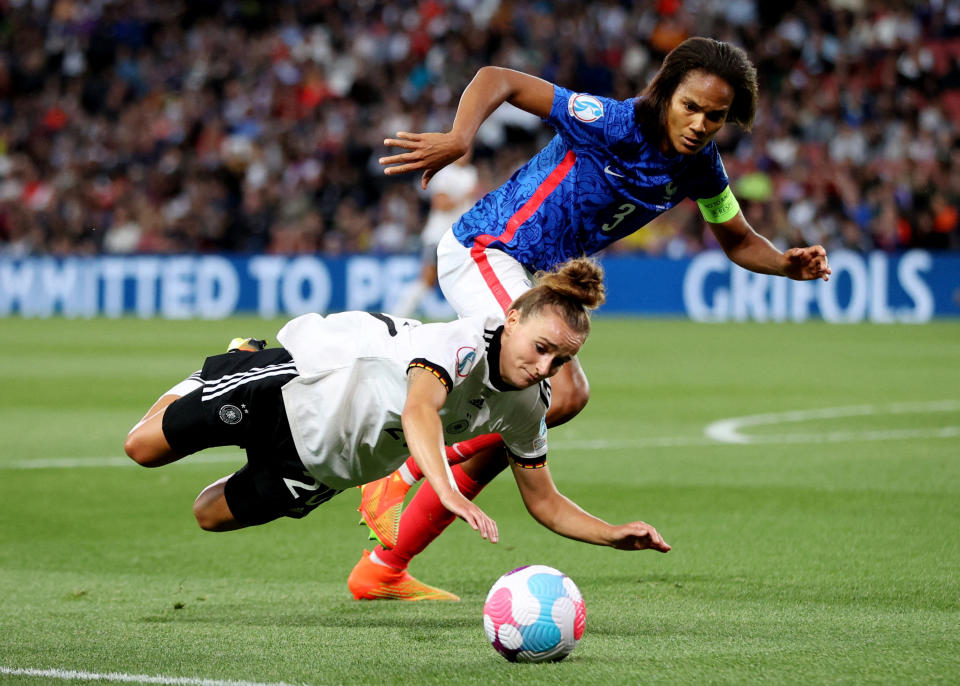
[{"x1": 161, "y1": 348, "x2": 341, "y2": 525}]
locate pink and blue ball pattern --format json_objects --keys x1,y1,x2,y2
[{"x1": 482, "y1": 565, "x2": 587, "y2": 663}]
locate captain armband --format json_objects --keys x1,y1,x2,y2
[{"x1": 696, "y1": 185, "x2": 740, "y2": 224}]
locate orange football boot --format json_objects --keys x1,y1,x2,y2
[
  {"x1": 347, "y1": 550, "x2": 459, "y2": 601},
  {"x1": 227, "y1": 337, "x2": 268, "y2": 352},
  {"x1": 357, "y1": 472, "x2": 411, "y2": 549}
]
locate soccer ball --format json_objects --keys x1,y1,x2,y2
[{"x1": 482, "y1": 565, "x2": 586, "y2": 663}]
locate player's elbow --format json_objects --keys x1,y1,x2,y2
[
  {"x1": 399, "y1": 406, "x2": 425, "y2": 435},
  {"x1": 476, "y1": 65, "x2": 506, "y2": 81},
  {"x1": 476, "y1": 66, "x2": 524, "y2": 101}
]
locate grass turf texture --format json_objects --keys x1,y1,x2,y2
[{"x1": 1, "y1": 317, "x2": 958, "y2": 685}]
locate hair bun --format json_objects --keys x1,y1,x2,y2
[{"x1": 536, "y1": 257, "x2": 606, "y2": 310}]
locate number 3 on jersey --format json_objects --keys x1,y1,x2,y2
[{"x1": 601, "y1": 203, "x2": 636, "y2": 232}]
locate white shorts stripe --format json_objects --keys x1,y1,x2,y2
[
  {"x1": 436, "y1": 229, "x2": 534, "y2": 319},
  {"x1": 201, "y1": 368, "x2": 298, "y2": 402},
  {"x1": 202, "y1": 362, "x2": 297, "y2": 393},
  {"x1": 201, "y1": 363, "x2": 298, "y2": 401}
]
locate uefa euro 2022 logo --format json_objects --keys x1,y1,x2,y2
[{"x1": 568, "y1": 94, "x2": 604, "y2": 123}]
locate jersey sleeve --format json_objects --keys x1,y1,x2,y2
[
  {"x1": 499, "y1": 403, "x2": 548, "y2": 467},
  {"x1": 686, "y1": 144, "x2": 732, "y2": 200},
  {"x1": 545, "y1": 85, "x2": 636, "y2": 149},
  {"x1": 683, "y1": 145, "x2": 739, "y2": 223},
  {"x1": 405, "y1": 319, "x2": 483, "y2": 393}
]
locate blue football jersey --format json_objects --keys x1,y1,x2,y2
[{"x1": 452, "y1": 85, "x2": 732, "y2": 271}]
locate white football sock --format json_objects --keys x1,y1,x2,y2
[
  {"x1": 162, "y1": 374, "x2": 203, "y2": 399},
  {"x1": 398, "y1": 462, "x2": 418, "y2": 486},
  {"x1": 369, "y1": 550, "x2": 400, "y2": 569}
]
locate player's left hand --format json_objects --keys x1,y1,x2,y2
[
  {"x1": 609, "y1": 521, "x2": 671, "y2": 552},
  {"x1": 782, "y1": 245, "x2": 831, "y2": 281}
]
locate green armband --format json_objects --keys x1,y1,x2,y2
[{"x1": 697, "y1": 186, "x2": 740, "y2": 223}]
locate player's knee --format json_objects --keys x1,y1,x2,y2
[
  {"x1": 193, "y1": 481, "x2": 239, "y2": 532},
  {"x1": 193, "y1": 497, "x2": 225, "y2": 532},
  {"x1": 123, "y1": 433, "x2": 161, "y2": 467},
  {"x1": 546, "y1": 377, "x2": 590, "y2": 427}
]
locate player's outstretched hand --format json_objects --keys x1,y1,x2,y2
[
  {"x1": 438, "y1": 490, "x2": 499, "y2": 544},
  {"x1": 783, "y1": 245, "x2": 831, "y2": 281},
  {"x1": 609, "y1": 521, "x2": 671, "y2": 552},
  {"x1": 379, "y1": 131, "x2": 468, "y2": 189}
]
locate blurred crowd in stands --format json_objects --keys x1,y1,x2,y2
[{"x1": 0, "y1": 0, "x2": 958, "y2": 257}]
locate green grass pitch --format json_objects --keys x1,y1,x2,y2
[{"x1": 1, "y1": 317, "x2": 958, "y2": 685}]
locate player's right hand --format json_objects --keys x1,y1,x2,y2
[
  {"x1": 379, "y1": 131, "x2": 468, "y2": 189},
  {"x1": 439, "y1": 490, "x2": 499, "y2": 544},
  {"x1": 609, "y1": 521, "x2": 671, "y2": 552}
]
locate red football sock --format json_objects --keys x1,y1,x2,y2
[
  {"x1": 375, "y1": 464, "x2": 488, "y2": 570},
  {"x1": 402, "y1": 433, "x2": 503, "y2": 481}
]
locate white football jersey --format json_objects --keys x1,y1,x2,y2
[{"x1": 276, "y1": 312, "x2": 549, "y2": 490}]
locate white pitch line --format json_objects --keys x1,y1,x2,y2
[
  {"x1": 724, "y1": 426, "x2": 960, "y2": 445},
  {"x1": 551, "y1": 426, "x2": 960, "y2": 451},
  {"x1": 0, "y1": 666, "x2": 307, "y2": 686},
  {"x1": 704, "y1": 399, "x2": 960, "y2": 444},
  {"x1": 4, "y1": 401, "x2": 958, "y2": 469}
]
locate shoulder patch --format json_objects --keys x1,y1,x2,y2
[
  {"x1": 567, "y1": 93, "x2": 604, "y2": 123},
  {"x1": 533, "y1": 416, "x2": 547, "y2": 452},
  {"x1": 456, "y1": 346, "x2": 477, "y2": 378}
]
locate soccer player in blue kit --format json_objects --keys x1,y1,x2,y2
[{"x1": 348, "y1": 37, "x2": 832, "y2": 601}]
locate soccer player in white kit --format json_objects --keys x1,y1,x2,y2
[
  {"x1": 394, "y1": 153, "x2": 480, "y2": 319},
  {"x1": 123, "y1": 257, "x2": 670, "y2": 596}
]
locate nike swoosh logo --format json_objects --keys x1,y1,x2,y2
[{"x1": 604, "y1": 165, "x2": 625, "y2": 178}]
